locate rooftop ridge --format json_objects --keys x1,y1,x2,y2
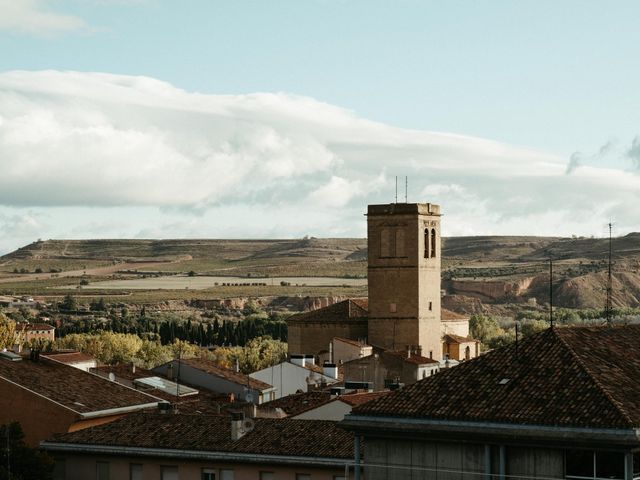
[{"x1": 554, "y1": 327, "x2": 636, "y2": 428}]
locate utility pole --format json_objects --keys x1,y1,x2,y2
[
  {"x1": 606, "y1": 222, "x2": 613, "y2": 326},
  {"x1": 549, "y1": 258, "x2": 554, "y2": 329}
]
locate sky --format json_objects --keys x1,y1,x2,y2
[{"x1": 0, "y1": 0, "x2": 639, "y2": 254}]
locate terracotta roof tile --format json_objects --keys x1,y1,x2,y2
[
  {"x1": 354, "y1": 325, "x2": 640, "y2": 429},
  {"x1": 180, "y1": 358, "x2": 273, "y2": 391},
  {"x1": 48, "y1": 413, "x2": 354, "y2": 459},
  {"x1": 339, "y1": 391, "x2": 391, "y2": 407},
  {"x1": 443, "y1": 334, "x2": 479, "y2": 344},
  {"x1": 42, "y1": 352, "x2": 96, "y2": 364},
  {"x1": 0, "y1": 356, "x2": 161, "y2": 414},
  {"x1": 259, "y1": 391, "x2": 333, "y2": 416}
]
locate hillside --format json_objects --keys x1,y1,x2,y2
[{"x1": 2, "y1": 234, "x2": 640, "y2": 309}]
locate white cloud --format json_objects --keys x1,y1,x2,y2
[
  {"x1": 0, "y1": 0, "x2": 88, "y2": 35},
  {"x1": 0, "y1": 70, "x2": 638, "y2": 253}
]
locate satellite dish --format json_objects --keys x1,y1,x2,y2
[
  {"x1": 108, "y1": 373, "x2": 115, "y2": 382},
  {"x1": 243, "y1": 418, "x2": 255, "y2": 433}
]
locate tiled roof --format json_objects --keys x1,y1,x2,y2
[
  {"x1": 92, "y1": 364, "x2": 237, "y2": 411},
  {"x1": 384, "y1": 350, "x2": 440, "y2": 365},
  {"x1": 339, "y1": 391, "x2": 390, "y2": 407},
  {"x1": 0, "y1": 356, "x2": 161, "y2": 415},
  {"x1": 15, "y1": 323, "x2": 54, "y2": 331},
  {"x1": 287, "y1": 299, "x2": 368, "y2": 324},
  {"x1": 180, "y1": 358, "x2": 273, "y2": 391},
  {"x1": 333, "y1": 337, "x2": 370, "y2": 348},
  {"x1": 259, "y1": 391, "x2": 333, "y2": 416},
  {"x1": 441, "y1": 309, "x2": 468, "y2": 321},
  {"x1": 443, "y1": 333, "x2": 478, "y2": 344},
  {"x1": 47, "y1": 413, "x2": 354, "y2": 459},
  {"x1": 354, "y1": 325, "x2": 640, "y2": 429},
  {"x1": 42, "y1": 352, "x2": 96, "y2": 364}
]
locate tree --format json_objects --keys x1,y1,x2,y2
[
  {"x1": 0, "y1": 314, "x2": 16, "y2": 349},
  {"x1": 0, "y1": 422, "x2": 54, "y2": 480},
  {"x1": 469, "y1": 315, "x2": 502, "y2": 343},
  {"x1": 59, "y1": 294, "x2": 77, "y2": 311}
]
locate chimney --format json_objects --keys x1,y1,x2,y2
[
  {"x1": 231, "y1": 412, "x2": 249, "y2": 441},
  {"x1": 157, "y1": 402, "x2": 171, "y2": 414},
  {"x1": 235, "y1": 358, "x2": 240, "y2": 373},
  {"x1": 329, "y1": 340, "x2": 333, "y2": 364},
  {"x1": 304, "y1": 354, "x2": 315, "y2": 366},
  {"x1": 406, "y1": 345, "x2": 411, "y2": 359},
  {"x1": 166, "y1": 363, "x2": 174, "y2": 380},
  {"x1": 290, "y1": 354, "x2": 305, "y2": 367},
  {"x1": 323, "y1": 362, "x2": 338, "y2": 379},
  {"x1": 131, "y1": 362, "x2": 136, "y2": 374},
  {"x1": 416, "y1": 345, "x2": 423, "y2": 357}
]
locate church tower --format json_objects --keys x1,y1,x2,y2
[{"x1": 367, "y1": 202, "x2": 442, "y2": 360}]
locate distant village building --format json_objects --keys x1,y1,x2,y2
[
  {"x1": 42, "y1": 351, "x2": 98, "y2": 372},
  {"x1": 250, "y1": 356, "x2": 339, "y2": 400},
  {"x1": 287, "y1": 202, "x2": 479, "y2": 365},
  {"x1": 343, "y1": 325, "x2": 640, "y2": 480},
  {"x1": 153, "y1": 358, "x2": 276, "y2": 404},
  {"x1": 14, "y1": 322, "x2": 55, "y2": 344}
]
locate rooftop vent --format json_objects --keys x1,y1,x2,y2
[{"x1": 0, "y1": 350, "x2": 22, "y2": 362}]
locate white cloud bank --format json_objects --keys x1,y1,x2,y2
[
  {"x1": 0, "y1": 70, "x2": 639, "y2": 253},
  {"x1": 0, "y1": 0, "x2": 88, "y2": 35}
]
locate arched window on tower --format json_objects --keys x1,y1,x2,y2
[
  {"x1": 395, "y1": 228, "x2": 406, "y2": 257},
  {"x1": 431, "y1": 228, "x2": 437, "y2": 258},
  {"x1": 424, "y1": 228, "x2": 429, "y2": 258},
  {"x1": 380, "y1": 228, "x2": 391, "y2": 258}
]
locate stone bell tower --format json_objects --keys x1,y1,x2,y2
[{"x1": 367, "y1": 202, "x2": 442, "y2": 360}]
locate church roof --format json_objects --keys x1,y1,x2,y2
[
  {"x1": 352, "y1": 325, "x2": 640, "y2": 430},
  {"x1": 287, "y1": 298, "x2": 368, "y2": 324}
]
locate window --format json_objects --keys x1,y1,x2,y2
[
  {"x1": 96, "y1": 462, "x2": 110, "y2": 480},
  {"x1": 566, "y1": 450, "x2": 625, "y2": 480},
  {"x1": 220, "y1": 470, "x2": 234, "y2": 480},
  {"x1": 201, "y1": 468, "x2": 216, "y2": 480},
  {"x1": 161, "y1": 466, "x2": 179, "y2": 480},
  {"x1": 380, "y1": 229, "x2": 391, "y2": 257},
  {"x1": 430, "y1": 228, "x2": 437, "y2": 258},
  {"x1": 130, "y1": 464, "x2": 143, "y2": 480},
  {"x1": 428, "y1": 301, "x2": 432, "y2": 311},
  {"x1": 424, "y1": 228, "x2": 429, "y2": 258},
  {"x1": 465, "y1": 346, "x2": 471, "y2": 360},
  {"x1": 260, "y1": 473, "x2": 275, "y2": 480},
  {"x1": 334, "y1": 476, "x2": 347, "y2": 480},
  {"x1": 395, "y1": 228, "x2": 405, "y2": 257},
  {"x1": 296, "y1": 475, "x2": 311, "y2": 480},
  {"x1": 595, "y1": 452, "x2": 624, "y2": 480},
  {"x1": 53, "y1": 459, "x2": 66, "y2": 480}
]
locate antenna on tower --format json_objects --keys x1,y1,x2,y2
[
  {"x1": 605, "y1": 221, "x2": 613, "y2": 326},
  {"x1": 549, "y1": 258, "x2": 554, "y2": 329},
  {"x1": 405, "y1": 176, "x2": 408, "y2": 203},
  {"x1": 395, "y1": 176, "x2": 398, "y2": 204}
]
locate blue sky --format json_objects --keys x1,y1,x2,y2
[{"x1": 0, "y1": 0, "x2": 639, "y2": 252}]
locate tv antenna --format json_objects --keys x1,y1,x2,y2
[
  {"x1": 405, "y1": 176, "x2": 408, "y2": 203},
  {"x1": 395, "y1": 176, "x2": 398, "y2": 203}
]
